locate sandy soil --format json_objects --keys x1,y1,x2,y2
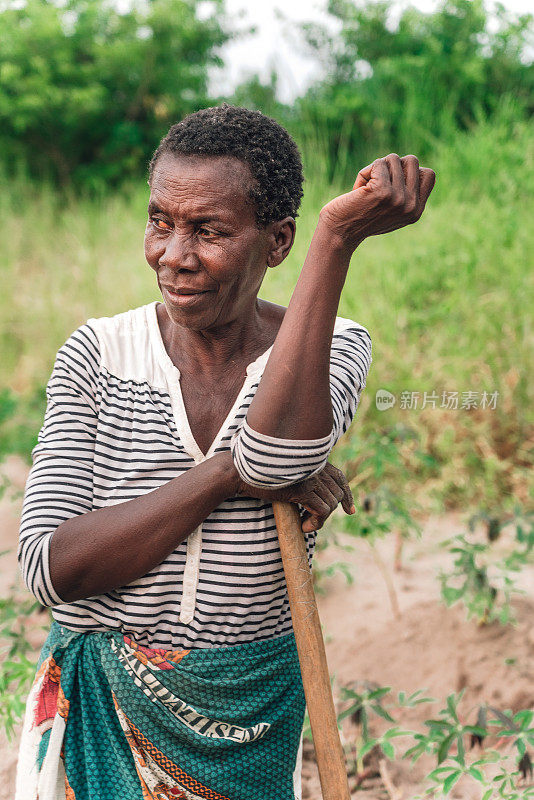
[
  {"x1": 301, "y1": 511, "x2": 534, "y2": 799},
  {"x1": 1, "y1": 455, "x2": 533, "y2": 800}
]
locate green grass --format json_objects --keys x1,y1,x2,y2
[{"x1": 1, "y1": 109, "x2": 532, "y2": 508}]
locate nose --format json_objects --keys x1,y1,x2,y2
[{"x1": 160, "y1": 231, "x2": 199, "y2": 271}]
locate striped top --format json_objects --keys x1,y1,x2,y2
[{"x1": 17, "y1": 300, "x2": 372, "y2": 649}]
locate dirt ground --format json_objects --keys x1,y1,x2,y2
[{"x1": 1, "y1": 455, "x2": 533, "y2": 800}]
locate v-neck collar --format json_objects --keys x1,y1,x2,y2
[
  {"x1": 145, "y1": 300, "x2": 274, "y2": 461},
  {"x1": 147, "y1": 301, "x2": 274, "y2": 378}
]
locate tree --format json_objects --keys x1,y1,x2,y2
[
  {"x1": 0, "y1": 0, "x2": 230, "y2": 187},
  {"x1": 295, "y1": 0, "x2": 534, "y2": 175}
]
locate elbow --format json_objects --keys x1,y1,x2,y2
[
  {"x1": 19, "y1": 566, "x2": 62, "y2": 609},
  {"x1": 233, "y1": 454, "x2": 330, "y2": 490},
  {"x1": 17, "y1": 531, "x2": 66, "y2": 609},
  {"x1": 230, "y1": 420, "x2": 333, "y2": 489}
]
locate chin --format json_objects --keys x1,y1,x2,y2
[{"x1": 162, "y1": 299, "x2": 219, "y2": 331}]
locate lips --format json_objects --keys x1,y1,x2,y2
[
  {"x1": 163, "y1": 285, "x2": 212, "y2": 295},
  {"x1": 162, "y1": 284, "x2": 214, "y2": 308}
]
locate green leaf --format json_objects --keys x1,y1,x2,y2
[
  {"x1": 427, "y1": 767, "x2": 454, "y2": 780},
  {"x1": 446, "y1": 694, "x2": 459, "y2": 722},
  {"x1": 381, "y1": 740, "x2": 395, "y2": 759},
  {"x1": 437, "y1": 734, "x2": 454, "y2": 764},
  {"x1": 457, "y1": 733, "x2": 465, "y2": 765},
  {"x1": 443, "y1": 770, "x2": 462, "y2": 795},
  {"x1": 369, "y1": 687, "x2": 391, "y2": 701},
  {"x1": 488, "y1": 707, "x2": 516, "y2": 731},
  {"x1": 441, "y1": 586, "x2": 463, "y2": 604},
  {"x1": 514, "y1": 709, "x2": 533, "y2": 726},
  {"x1": 359, "y1": 738, "x2": 377, "y2": 759},
  {"x1": 371, "y1": 703, "x2": 395, "y2": 723},
  {"x1": 426, "y1": 719, "x2": 452, "y2": 730},
  {"x1": 468, "y1": 766, "x2": 484, "y2": 782}
]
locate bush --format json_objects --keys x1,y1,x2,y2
[{"x1": 0, "y1": 0, "x2": 229, "y2": 189}]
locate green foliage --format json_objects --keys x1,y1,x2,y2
[
  {"x1": 406, "y1": 691, "x2": 486, "y2": 766},
  {"x1": 295, "y1": 0, "x2": 534, "y2": 177},
  {"x1": 0, "y1": 592, "x2": 50, "y2": 740},
  {"x1": 312, "y1": 539, "x2": 354, "y2": 595},
  {"x1": 338, "y1": 424, "x2": 425, "y2": 542},
  {"x1": 2, "y1": 0, "x2": 532, "y2": 192},
  {"x1": 338, "y1": 681, "x2": 413, "y2": 770},
  {"x1": 489, "y1": 707, "x2": 534, "y2": 761},
  {"x1": 229, "y1": 70, "x2": 286, "y2": 121},
  {"x1": 439, "y1": 508, "x2": 534, "y2": 625},
  {"x1": 0, "y1": 386, "x2": 46, "y2": 464},
  {"x1": 0, "y1": 0, "x2": 229, "y2": 188},
  {"x1": 337, "y1": 684, "x2": 534, "y2": 797},
  {"x1": 311, "y1": 424, "x2": 424, "y2": 599},
  {"x1": 343, "y1": 483, "x2": 420, "y2": 543}
]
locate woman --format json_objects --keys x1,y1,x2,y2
[{"x1": 15, "y1": 104, "x2": 435, "y2": 800}]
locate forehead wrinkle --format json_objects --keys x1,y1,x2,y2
[
  {"x1": 149, "y1": 154, "x2": 256, "y2": 222},
  {"x1": 149, "y1": 178, "x2": 250, "y2": 223}
]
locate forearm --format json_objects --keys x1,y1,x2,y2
[
  {"x1": 49, "y1": 451, "x2": 239, "y2": 603},
  {"x1": 247, "y1": 220, "x2": 354, "y2": 439}
]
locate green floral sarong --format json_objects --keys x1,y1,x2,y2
[{"x1": 15, "y1": 621, "x2": 305, "y2": 800}]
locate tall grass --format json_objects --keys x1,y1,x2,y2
[{"x1": 1, "y1": 108, "x2": 532, "y2": 507}]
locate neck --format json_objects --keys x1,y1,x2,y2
[{"x1": 156, "y1": 299, "x2": 272, "y2": 377}]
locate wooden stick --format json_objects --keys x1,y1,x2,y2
[{"x1": 272, "y1": 501, "x2": 351, "y2": 800}]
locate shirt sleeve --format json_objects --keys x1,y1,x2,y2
[
  {"x1": 230, "y1": 322, "x2": 372, "y2": 489},
  {"x1": 329, "y1": 322, "x2": 372, "y2": 446},
  {"x1": 17, "y1": 323, "x2": 100, "y2": 607}
]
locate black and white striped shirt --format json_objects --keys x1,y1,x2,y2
[{"x1": 17, "y1": 301, "x2": 372, "y2": 649}]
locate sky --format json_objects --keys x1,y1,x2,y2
[{"x1": 207, "y1": 0, "x2": 534, "y2": 102}]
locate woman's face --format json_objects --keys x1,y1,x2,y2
[{"x1": 144, "y1": 153, "x2": 293, "y2": 332}]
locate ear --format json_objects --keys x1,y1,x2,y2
[{"x1": 266, "y1": 217, "x2": 296, "y2": 269}]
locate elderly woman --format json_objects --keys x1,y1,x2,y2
[{"x1": 15, "y1": 104, "x2": 434, "y2": 800}]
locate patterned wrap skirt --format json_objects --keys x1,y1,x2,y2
[{"x1": 15, "y1": 621, "x2": 306, "y2": 800}]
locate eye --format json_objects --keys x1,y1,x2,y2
[
  {"x1": 198, "y1": 226, "x2": 216, "y2": 238},
  {"x1": 151, "y1": 217, "x2": 172, "y2": 231}
]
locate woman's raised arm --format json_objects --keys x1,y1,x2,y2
[
  {"x1": 233, "y1": 155, "x2": 435, "y2": 485},
  {"x1": 246, "y1": 154, "x2": 435, "y2": 437}
]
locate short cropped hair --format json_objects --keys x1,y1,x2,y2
[{"x1": 148, "y1": 104, "x2": 304, "y2": 227}]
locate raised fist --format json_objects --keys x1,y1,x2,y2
[{"x1": 319, "y1": 153, "x2": 436, "y2": 252}]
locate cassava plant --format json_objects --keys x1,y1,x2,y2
[
  {"x1": 341, "y1": 484, "x2": 421, "y2": 618},
  {"x1": 318, "y1": 424, "x2": 427, "y2": 615},
  {"x1": 312, "y1": 525, "x2": 355, "y2": 595},
  {"x1": 336, "y1": 683, "x2": 534, "y2": 798},
  {"x1": 338, "y1": 681, "x2": 430, "y2": 779},
  {"x1": 439, "y1": 507, "x2": 534, "y2": 625},
  {"x1": 312, "y1": 425, "x2": 426, "y2": 599}
]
